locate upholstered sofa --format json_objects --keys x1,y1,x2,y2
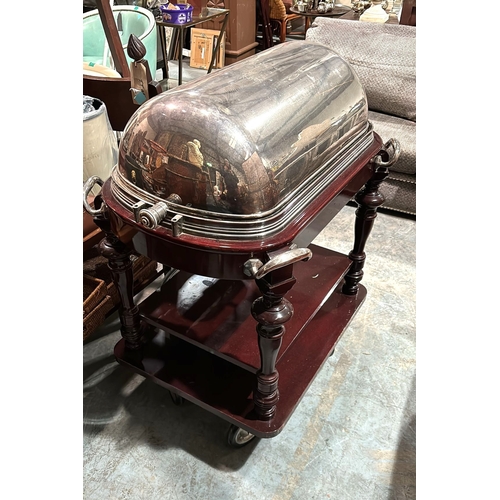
[{"x1": 306, "y1": 18, "x2": 416, "y2": 216}]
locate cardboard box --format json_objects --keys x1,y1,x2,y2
[{"x1": 190, "y1": 28, "x2": 225, "y2": 70}]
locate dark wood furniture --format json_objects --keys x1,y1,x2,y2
[
  {"x1": 400, "y1": 0, "x2": 416, "y2": 26},
  {"x1": 192, "y1": 1, "x2": 259, "y2": 65},
  {"x1": 156, "y1": 8, "x2": 230, "y2": 86},
  {"x1": 87, "y1": 130, "x2": 393, "y2": 444},
  {"x1": 83, "y1": 245, "x2": 161, "y2": 341},
  {"x1": 257, "y1": 0, "x2": 274, "y2": 48},
  {"x1": 269, "y1": 0, "x2": 304, "y2": 44},
  {"x1": 83, "y1": 67, "x2": 162, "y2": 132},
  {"x1": 84, "y1": 200, "x2": 104, "y2": 254}
]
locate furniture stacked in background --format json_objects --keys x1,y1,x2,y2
[
  {"x1": 83, "y1": 1, "x2": 163, "y2": 131},
  {"x1": 257, "y1": 0, "x2": 306, "y2": 48},
  {"x1": 156, "y1": 7, "x2": 230, "y2": 86},
  {"x1": 84, "y1": 196, "x2": 160, "y2": 341},
  {"x1": 83, "y1": 0, "x2": 161, "y2": 340},
  {"x1": 269, "y1": 0, "x2": 303, "y2": 44},
  {"x1": 190, "y1": 1, "x2": 258, "y2": 65},
  {"x1": 306, "y1": 17, "x2": 416, "y2": 215}
]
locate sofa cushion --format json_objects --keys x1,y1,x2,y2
[
  {"x1": 306, "y1": 18, "x2": 416, "y2": 122},
  {"x1": 368, "y1": 110, "x2": 415, "y2": 175},
  {"x1": 379, "y1": 173, "x2": 416, "y2": 215}
]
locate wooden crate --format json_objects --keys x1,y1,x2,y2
[
  {"x1": 190, "y1": 28, "x2": 225, "y2": 70},
  {"x1": 83, "y1": 295, "x2": 114, "y2": 341},
  {"x1": 83, "y1": 274, "x2": 108, "y2": 317}
]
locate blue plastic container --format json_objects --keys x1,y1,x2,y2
[{"x1": 159, "y1": 4, "x2": 193, "y2": 24}]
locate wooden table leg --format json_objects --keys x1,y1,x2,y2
[
  {"x1": 207, "y1": 12, "x2": 229, "y2": 74},
  {"x1": 342, "y1": 162, "x2": 390, "y2": 296},
  {"x1": 251, "y1": 264, "x2": 296, "y2": 420},
  {"x1": 178, "y1": 26, "x2": 185, "y2": 86},
  {"x1": 99, "y1": 234, "x2": 144, "y2": 351},
  {"x1": 159, "y1": 24, "x2": 169, "y2": 80}
]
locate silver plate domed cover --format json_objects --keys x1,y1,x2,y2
[{"x1": 112, "y1": 41, "x2": 374, "y2": 239}]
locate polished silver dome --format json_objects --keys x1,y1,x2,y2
[{"x1": 114, "y1": 41, "x2": 371, "y2": 220}]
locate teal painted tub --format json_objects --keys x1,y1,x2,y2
[{"x1": 83, "y1": 5, "x2": 157, "y2": 76}]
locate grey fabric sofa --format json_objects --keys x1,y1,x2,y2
[{"x1": 306, "y1": 18, "x2": 416, "y2": 216}]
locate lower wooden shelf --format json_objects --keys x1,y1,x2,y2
[{"x1": 114, "y1": 244, "x2": 366, "y2": 438}]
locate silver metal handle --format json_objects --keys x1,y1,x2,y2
[
  {"x1": 371, "y1": 138, "x2": 401, "y2": 168},
  {"x1": 83, "y1": 176, "x2": 105, "y2": 216},
  {"x1": 244, "y1": 247, "x2": 313, "y2": 279}
]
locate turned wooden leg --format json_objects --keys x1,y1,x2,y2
[
  {"x1": 244, "y1": 247, "x2": 312, "y2": 420},
  {"x1": 342, "y1": 160, "x2": 390, "y2": 295},
  {"x1": 99, "y1": 234, "x2": 143, "y2": 351},
  {"x1": 251, "y1": 265, "x2": 296, "y2": 420},
  {"x1": 84, "y1": 181, "x2": 145, "y2": 353}
]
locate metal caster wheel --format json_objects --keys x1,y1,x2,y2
[
  {"x1": 169, "y1": 391, "x2": 185, "y2": 406},
  {"x1": 227, "y1": 424, "x2": 256, "y2": 448}
]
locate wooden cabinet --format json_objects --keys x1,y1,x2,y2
[
  {"x1": 400, "y1": 0, "x2": 416, "y2": 26},
  {"x1": 201, "y1": 1, "x2": 259, "y2": 64}
]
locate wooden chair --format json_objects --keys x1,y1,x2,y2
[
  {"x1": 269, "y1": 0, "x2": 304, "y2": 44},
  {"x1": 257, "y1": 0, "x2": 274, "y2": 49}
]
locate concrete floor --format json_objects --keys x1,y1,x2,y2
[
  {"x1": 154, "y1": 58, "x2": 223, "y2": 91},
  {"x1": 83, "y1": 204, "x2": 416, "y2": 500}
]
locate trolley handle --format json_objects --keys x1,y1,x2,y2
[
  {"x1": 83, "y1": 176, "x2": 105, "y2": 216},
  {"x1": 244, "y1": 248, "x2": 313, "y2": 279}
]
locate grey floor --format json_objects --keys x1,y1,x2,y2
[
  {"x1": 154, "y1": 58, "x2": 226, "y2": 91},
  {"x1": 83, "y1": 204, "x2": 416, "y2": 500}
]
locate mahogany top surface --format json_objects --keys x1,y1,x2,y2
[{"x1": 101, "y1": 133, "x2": 381, "y2": 255}]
